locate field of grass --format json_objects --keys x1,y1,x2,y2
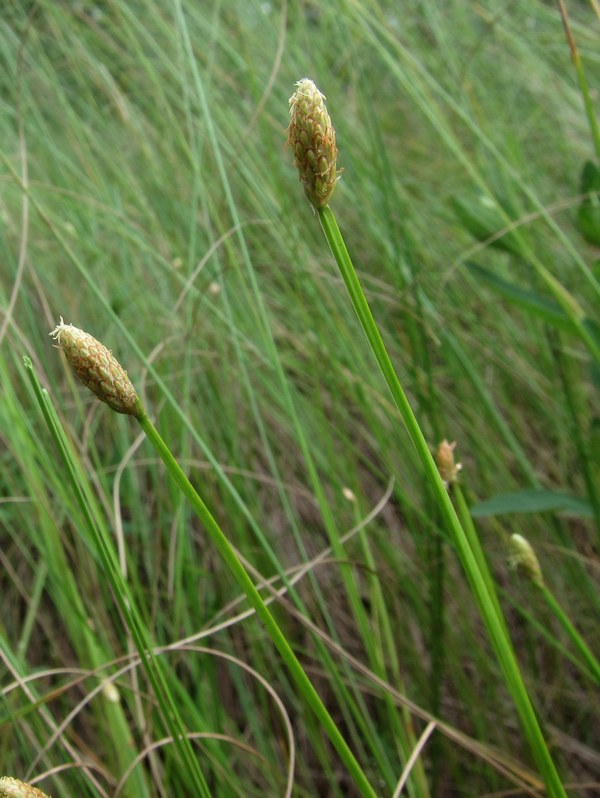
[{"x1": 1, "y1": 1, "x2": 599, "y2": 796}]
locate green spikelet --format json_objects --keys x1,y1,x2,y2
[
  {"x1": 287, "y1": 78, "x2": 339, "y2": 208},
  {"x1": 0, "y1": 778, "x2": 52, "y2": 798},
  {"x1": 50, "y1": 318, "x2": 140, "y2": 417},
  {"x1": 509, "y1": 534, "x2": 544, "y2": 588}
]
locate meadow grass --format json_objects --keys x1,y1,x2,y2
[{"x1": 1, "y1": 1, "x2": 599, "y2": 796}]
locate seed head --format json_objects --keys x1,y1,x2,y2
[
  {"x1": 435, "y1": 439, "x2": 462, "y2": 488},
  {"x1": 342, "y1": 487, "x2": 356, "y2": 503},
  {"x1": 0, "y1": 778, "x2": 52, "y2": 798},
  {"x1": 287, "y1": 78, "x2": 339, "y2": 208},
  {"x1": 509, "y1": 534, "x2": 544, "y2": 588},
  {"x1": 49, "y1": 318, "x2": 140, "y2": 417}
]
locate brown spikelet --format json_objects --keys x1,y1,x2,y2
[
  {"x1": 49, "y1": 318, "x2": 140, "y2": 416},
  {"x1": 435, "y1": 439, "x2": 462, "y2": 488},
  {"x1": 0, "y1": 778, "x2": 52, "y2": 798},
  {"x1": 287, "y1": 78, "x2": 339, "y2": 208}
]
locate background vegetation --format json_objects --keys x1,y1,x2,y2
[{"x1": 1, "y1": 0, "x2": 598, "y2": 795}]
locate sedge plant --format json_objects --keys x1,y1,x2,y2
[
  {"x1": 45, "y1": 319, "x2": 379, "y2": 798},
  {"x1": 25, "y1": 349, "x2": 213, "y2": 798},
  {"x1": 509, "y1": 533, "x2": 600, "y2": 685},
  {"x1": 286, "y1": 77, "x2": 567, "y2": 798}
]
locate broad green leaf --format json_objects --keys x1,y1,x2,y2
[
  {"x1": 471, "y1": 489, "x2": 593, "y2": 518},
  {"x1": 590, "y1": 418, "x2": 600, "y2": 472},
  {"x1": 452, "y1": 195, "x2": 526, "y2": 256},
  {"x1": 577, "y1": 160, "x2": 600, "y2": 246},
  {"x1": 465, "y1": 262, "x2": 575, "y2": 332}
]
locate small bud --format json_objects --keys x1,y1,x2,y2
[
  {"x1": 287, "y1": 78, "x2": 339, "y2": 208},
  {"x1": 102, "y1": 680, "x2": 121, "y2": 704},
  {"x1": 49, "y1": 318, "x2": 140, "y2": 417},
  {"x1": 0, "y1": 778, "x2": 52, "y2": 798},
  {"x1": 509, "y1": 534, "x2": 544, "y2": 588},
  {"x1": 342, "y1": 487, "x2": 356, "y2": 503},
  {"x1": 435, "y1": 439, "x2": 462, "y2": 488}
]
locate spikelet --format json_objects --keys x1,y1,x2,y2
[
  {"x1": 0, "y1": 778, "x2": 52, "y2": 798},
  {"x1": 435, "y1": 439, "x2": 462, "y2": 488},
  {"x1": 49, "y1": 318, "x2": 140, "y2": 417},
  {"x1": 509, "y1": 534, "x2": 544, "y2": 588},
  {"x1": 287, "y1": 78, "x2": 339, "y2": 208}
]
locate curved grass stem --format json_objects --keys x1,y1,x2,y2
[
  {"x1": 317, "y1": 204, "x2": 567, "y2": 798},
  {"x1": 539, "y1": 584, "x2": 600, "y2": 685},
  {"x1": 135, "y1": 409, "x2": 379, "y2": 798},
  {"x1": 24, "y1": 359, "x2": 211, "y2": 798}
]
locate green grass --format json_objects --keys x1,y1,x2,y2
[{"x1": 1, "y1": 1, "x2": 599, "y2": 796}]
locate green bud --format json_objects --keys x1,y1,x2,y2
[{"x1": 509, "y1": 534, "x2": 544, "y2": 588}]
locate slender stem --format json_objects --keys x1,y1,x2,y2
[
  {"x1": 317, "y1": 204, "x2": 567, "y2": 798},
  {"x1": 24, "y1": 361, "x2": 212, "y2": 798},
  {"x1": 557, "y1": 0, "x2": 600, "y2": 160},
  {"x1": 135, "y1": 409, "x2": 379, "y2": 798},
  {"x1": 453, "y1": 486, "x2": 505, "y2": 623},
  {"x1": 540, "y1": 585, "x2": 600, "y2": 684}
]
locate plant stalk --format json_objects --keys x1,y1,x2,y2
[
  {"x1": 135, "y1": 408, "x2": 379, "y2": 798},
  {"x1": 317, "y1": 204, "x2": 567, "y2": 798},
  {"x1": 540, "y1": 584, "x2": 600, "y2": 684}
]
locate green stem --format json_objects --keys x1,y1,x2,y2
[
  {"x1": 540, "y1": 584, "x2": 600, "y2": 684},
  {"x1": 135, "y1": 408, "x2": 378, "y2": 798},
  {"x1": 25, "y1": 360, "x2": 212, "y2": 798},
  {"x1": 453, "y1": 486, "x2": 505, "y2": 624},
  {"x1": 317, "y1": 204, "x2": 567, "y2": 798},
  {"x1": 557, "y1": 0, "x2": 600, "y2": 161}
]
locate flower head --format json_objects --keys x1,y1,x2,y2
[
  {"x1": 287, "y1": 78, "x2": 339, "y2": 208},
  {"x1": 509, "y1": 534, "x2": 544, "y2": 588},
  {"x1": 435, "y1": 439, "x2": 462, "y2": 488},
  {"x1": 0, "y1": 778, "x2": 52, "y2": 798},
  {"x1": 49, "y1": 318, "x2": 140, "y2": 417}
]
